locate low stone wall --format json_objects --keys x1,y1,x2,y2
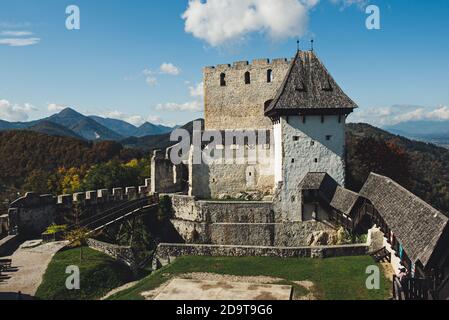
[
  {"x1": 0, "y1": 235, "x2": 21, "y2": 257},
  {"x1": 86, "y1": 238, "x2": 137, "y2": 273},
  {"x1": 153, "y1": 242, "x2": 369, "y2": 269}
]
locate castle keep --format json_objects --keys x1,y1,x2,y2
[{"x1": 160, "y1": 50, "x2": 357, "y2": 222}]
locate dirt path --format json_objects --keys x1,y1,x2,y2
[{"x1": 0, "y1": 241, "x2": 67, "y2": 299}]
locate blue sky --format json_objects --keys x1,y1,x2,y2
[{"x1": 0, "y1": 0, "x2": 448, "y2": 127}]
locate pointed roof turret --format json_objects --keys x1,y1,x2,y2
[{"x1": 264, "y1": 50, "x2": 358, "y2": 118}]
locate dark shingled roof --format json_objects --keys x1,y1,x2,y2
[
  {"x1": 265, "y1": 50, "x2": 358, "y2": 117},
  {"x1": 330, "y1": 186, "x2": 359, "y2": 215},
  {"x1": 359, "y1": 173, "x2": 448, "y2": 268},
  {"x1": 299, "y1": 172, "x2": 339, "y2": 204}
]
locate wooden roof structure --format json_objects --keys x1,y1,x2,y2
[
  {"x1": 298, "y1": 172, "x2": 449, "y2": 269},
  {"x1": 359, "y1": 173, "x2": 449, "y2": 268},
  {"x1": 265, "y1": 50, "x2": 358, "y2": 118}
]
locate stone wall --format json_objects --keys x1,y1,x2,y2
[
  {"x1": 169, "y1": 195, "x2": 274, "y2": 223},
  {"x1": 87, "y1": 238, "x2": 137, "y2": 273},
  {"x1": 0, "y1": 214, "x2": 10, "y2": 238},
  {"x1": 8, "y1": 178, "x2": 152, "y2": 238},
  {"x1": 204, "y1": 58, "x2": 291, "y2": 130},
  {"x1": 8, "y1": 194, "x2": 56, "y2": 237},
  {"x1": 153, "y1": 242, "x2": 369, "y2": 269},
  {"x1": 188, "y1": 143, "x2": 275, "y2": 199},
  {"x1": 0, "y1": 234, "x2": 20, "y2": 256},
  {"x1": 151, "y1": 150, "x2": 187, "y2": 194},
  {"x1": 167, "y1": 195, "x2": 337, "y2": 247},
  {"x1": 201, "y1": 201, "x2": 274, "y2": 223}
]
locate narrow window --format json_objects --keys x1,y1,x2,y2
[
  {"x1": 310, "y1": 140, "x2": 315, "y2": 146},
  {"x1": 267, "y1": 69, "x2": 273, "y2": 83},
  {"x1": 220, "y1": 73, "x2": 226, "y2": 87},
  {"x1": 302, "y1": 115, "x2": 306, "y2": 123},
  {"x1": 314, "y1": 158, "x2": 318, "y2": 163},
  {"x1": 291, "y1": 158, "x2": 295, "y2": 163},
  {"x1": 326, "y1": 135, "x2": 332, "y2": 141},
  {"x1": 293, "y1": 136, "x2": 300, "y2": 141},
  {"x1": 244, "y1": 71, "x2": 251, "y2": 84}
]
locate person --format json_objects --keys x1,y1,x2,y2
[
  {"x1": 395, "y1": 267, "x2": 408, "y2": 300},
  {"x1": 398, "y1": 267, "x2": 408, "y2": 283}
]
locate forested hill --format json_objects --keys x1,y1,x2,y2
[
  {"x1": 0, "y1": 121, "x2": 447, "y2": 217},
  {"x1": 346, "y1": 123, "x2": 449, "y2": 215},
  {"x1": 0, "y1": 131, "x2": 142, "y2": 189}
]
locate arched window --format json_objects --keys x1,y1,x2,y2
[
  {"x1": 244, "y1": 71, "x2": 251, "y2": 84},
  {"x1": 220, "y1": 73, "x2": 226, "y2": 87},
  {"x1": 267, "y1": 69, "x2": 273, "y2": 83}
]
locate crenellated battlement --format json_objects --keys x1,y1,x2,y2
[
  {"x1": 7, "y1": 178, "x2": 154, "y2": 236},
  {"x1": 56, "y1": 178, "x2": 152, "y2": 207},
  {"x1": 204, "y1": 57, "x2": 291, "y2": 73}
]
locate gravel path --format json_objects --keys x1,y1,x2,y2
[{"x1": 0, "y1": 241, "x2": 67, "y2": 299}]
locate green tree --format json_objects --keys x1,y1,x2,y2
[
  {"x1": 23, "y1": 169, "x2": 51, "y2": 194},
  {"x1": 81, "y1": 160, "x2": 141, "y2": 191}
]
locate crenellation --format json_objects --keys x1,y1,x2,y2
[
  {"x1": 97, "y1": 189, "x2": 109, "y2": 200},
  {"x1": 73, "y1": 192, "x2": 85, "y2": 203},
  {"x1": 233, "y1": 61, "x2": 249, "y2": 69},
  {"x1": 57, "y1": 194, "x2": 72, "y2": 206},
  {"x1": 252, "y1": 58, "x2": 270, "y2": 65},
  {"x1": 126, "y1": 187, "x2": 137, "y2": 200},
  {"x1": 85, "y1": 191, "x2": 97, "y2": 201},
  {"x1": 272, "y1": 58, "x2": 289, "y2": 65},
  {"x1": 112, "y1": 188, "x2": 124, "y2": 200},
  {"x1": 216, "y1": 63, "x2": 231, "y2": 71},
  {"x1": 138, "y1": 185, "x2": 149, "y2": 194}
]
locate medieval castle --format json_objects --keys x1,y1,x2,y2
[{"x1": 3, "y1": 50, "x2": 449, "y2": 299}]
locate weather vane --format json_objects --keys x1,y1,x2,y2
[
  {"x1": 297, "y1": 39, "x2": 300, "y2": 51},
  {"x1": 311, "y1": 39, "x2": 314, "y2": 52}
]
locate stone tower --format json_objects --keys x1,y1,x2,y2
[
  {"x1": 265, "y1": 51, "x2": 358, "y2": 221},
  {"x1": 203, "y1": 58, "x2": 291, "y2": 130}
]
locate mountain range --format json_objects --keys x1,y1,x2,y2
[
  {"x1": 384, "y1": 120, "x2": 449, "y2": 147},
  {"x1": 0, "y1": 108, "x2": 174, "y2": 141}
]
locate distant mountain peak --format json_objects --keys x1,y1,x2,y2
[{"x1": 58, "y1": 107, "x2": 82, "y2": 116}]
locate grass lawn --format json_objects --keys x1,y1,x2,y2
[
  {"x1": 109, "y1": 255, "x2": 391, "y2": 300},
  {"x1": 35, "y1": 247, "x2": 133, "y2": 300}
]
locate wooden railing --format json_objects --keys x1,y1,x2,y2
[{"x1": 393, "y1": 275, "x2": 430, "y2": 300}]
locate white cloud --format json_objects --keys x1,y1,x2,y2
[
  {"x1": 0, "y1": 30, "x2": 33, "y2": 36},
  {"x1": 0, "y1": 37, "x2": 40, "y2": 46},
  {"x1": 0, "y1": 99, "x2": 37, "y2": 122},
  {"x1": 101, "y1": 110, "x2": 162, "y2": 126},
  {"x1": 182, "y1": 0, "x2": 318, "y2": 47},
  {"x1": 145, "y1": 77, "x2": 158, "y2": 87},
  {"x1": 47, "y1": 103, "x2": 66, "y2": 112},
  {"x1": 349, "y1": 105, "x2": 449, "y2": 127},
  {"x1": 189, "y1": 82, "x2": 204, "y2": 98},
  {"x1": 156, "y1": 101, "x2": 203, "y2": 112},
  {"x1": 329, "y1": 0, "x2": 368, "y2": 10},
  {"x1": 142, "y1": 69, "x2": 158, "y2": 87},
  {"x1": 159, "y1": 63, "x2": 181, "y2": 75}
]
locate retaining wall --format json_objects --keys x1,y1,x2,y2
[{"x1": 153, "y1": 242, "x2": 369, "y2": 269}]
